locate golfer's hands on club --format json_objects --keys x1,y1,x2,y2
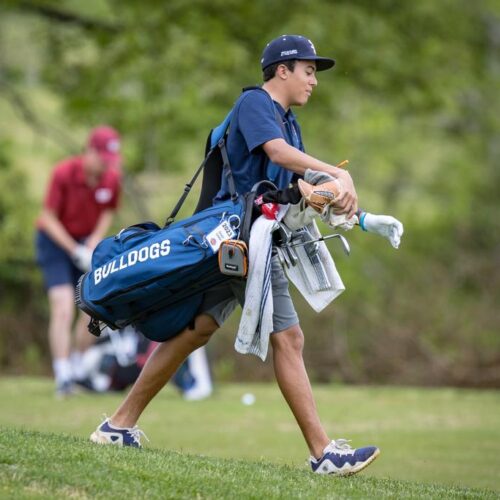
[
  {"x1": 72, "y1": 244, "x2": 93, "y2": 272},
  {"x1": 361, "y1": 213, "x2": 404, "y2": 249}
]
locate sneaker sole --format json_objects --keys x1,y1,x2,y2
[
  {"x1": 338, "y1": 448, "x2": 381, "y2": 477},
  {"x1": 90, "y1": 431, "x2": 142, "y2": 448},
  {"x1": 90, "y1": 431, "x2": 118, "y2": 445}
]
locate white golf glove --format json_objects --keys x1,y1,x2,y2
[
  {"x1": 72, "y1": 244, "x2": 93, "y2": 272},
  {"x1": 320, "y1": 208, "x2": 358, "y2": 231},
  {"x1": 360, "y1": 213, "x2": 404, "y2": 249}
]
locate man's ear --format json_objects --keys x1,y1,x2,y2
[{"x1": 276, "y1": 64, "x2": 289, "y2": 80}]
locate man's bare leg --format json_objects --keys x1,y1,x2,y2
[
  {"x1": 74, "y1": 311, "x2": 95, "y2": 352},
  {"x1": 271, "y1": 324, "x2": 330, "y2": 459},
  {"x1": 70, "y1": 311, "x2": 96, "y2": 381},
  {"x1": 47, "y1": 285, "x2": 75, "y2": 387},
  {"x1": 110, "y1": 314, "x2": 218, "y2": 428},
  {"x1": 48, "y1": 285, "x2": 75, "y2": 359}
]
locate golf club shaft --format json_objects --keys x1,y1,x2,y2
[{"x1": 289, "y1": 234, "x2": 342, "y2": 248}]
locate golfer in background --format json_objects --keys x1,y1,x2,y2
[{"x1": 35, "y1": 126, "x2": 122, "y2": 397}]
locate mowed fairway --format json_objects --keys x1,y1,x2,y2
[{"x1": 0, "y1": 377, "x2": 499, "y2": 496}]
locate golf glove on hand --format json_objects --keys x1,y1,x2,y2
[
  {"x1": 360, "y1": 213, "x2": 404, "y2": 249},
  {"x1": 320, "y1": 207, "x2": 358, "y2": 231},
  {"x1": 72, "y1": 244, "x2": 92, "y2": 272}
]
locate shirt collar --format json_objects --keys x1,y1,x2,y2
[
  {"x1": 273, "y1": 100, "x2": 296, "y2": 123},
  {"x1": 73, "y1": 156, "x2": 108, "y2": 187}
]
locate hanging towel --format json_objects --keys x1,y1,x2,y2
[{"x1": 234, "y1": 214, "x2": 279, "y2": 361}]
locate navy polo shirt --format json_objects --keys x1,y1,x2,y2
[{"x1": 215, "y1": 89, "x2": 304, "y2": 201}]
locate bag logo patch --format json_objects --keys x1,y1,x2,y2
[{"x1": 94, "y1": 239, "x2": 171, "y2": 285}]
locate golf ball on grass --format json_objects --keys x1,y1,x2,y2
[{"x1": 241, "y1": 393, "x2": 256, "y2": 405}]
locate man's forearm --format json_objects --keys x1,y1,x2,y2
[
  {"x1": 38, "y1": 210, "x2": 78, "y2": 255},
  {"x1": 85, "y1": 210, "x2": 115, "y2": 250},
  {"x1": 263, "y1": 139, "x2": 345, "y2": 178},
  {"x1": 262, "y1": 138, "x2": 358, "y2": 217}
]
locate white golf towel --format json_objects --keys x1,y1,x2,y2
[
  {"x1": 283, "y1": 220, "x2": 345, "y2": 313},
  {"x1": 234, "y1": 215, "x2": 277, "y2": 361},
  {"x1": 235, "y1": 214, "x2": 345, "y2": 361}
]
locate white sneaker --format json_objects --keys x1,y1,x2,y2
[
  {"x1": 90, "y1": 417, "x2": 149, "y2": 448},
  {"x1": 55, "y1": 380, "x2": 77, "y2": 399},
  {"x1": 310, "y1": 439, "x2": 380, "y2": 476}
]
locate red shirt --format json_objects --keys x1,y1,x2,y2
[{"x1": 40, "y1": 156, "x2": 121, "y2": 238}]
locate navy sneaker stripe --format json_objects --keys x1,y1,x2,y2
[
  {"x1": 312, "y1": 446, "x2": 378, "y2": 470},
  {"x1": 99, "y1": 421, "x2": 139, "y2": 447}
]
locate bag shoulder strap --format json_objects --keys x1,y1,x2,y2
[
  {"x1": 164, "y1": 86, "x2": 283, "y2": 227},
  {"x1": 163, "y1": 148, "x2": 216, "y2": 227}
]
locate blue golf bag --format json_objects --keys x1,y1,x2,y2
[{"x1": 76, "y1": 196, "x2": 251, "y2": 342}]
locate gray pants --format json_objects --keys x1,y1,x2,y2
[{"x1": 199, "y1": 254, "x2": 299, "y2": 333}]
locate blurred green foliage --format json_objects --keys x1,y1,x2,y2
[
  {"x1": 0, "y1": 0, "x2": 499, "y2": 385},
  {"x1": 0, "y1": 139, "x2": 36, "y2": 266}
]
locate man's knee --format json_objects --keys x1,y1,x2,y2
[
  {"x1": 271, "y1": 324, "x2": 304, "y2": 354},
  {"x1": 48, "y1": 285, "x2": 75, "y2": 324},
  {"x1": 188, "y1": 314, "x2": 219, "y2": 348}
]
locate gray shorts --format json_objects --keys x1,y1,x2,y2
[{"x1": 199, "y1": 254, "x2": 299, "y2": 333}]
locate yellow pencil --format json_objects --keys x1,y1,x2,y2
[{"x1": 336, "y1": 159, "x2": 349, "y2": 169}]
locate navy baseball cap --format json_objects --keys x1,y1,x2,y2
[{"x1": 261, "y1": 35, "x2": 335, "y2": 71}]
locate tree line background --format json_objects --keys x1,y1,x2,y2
[{"x1": 0, "y1": 0, "x2": 499, "y2": 386}]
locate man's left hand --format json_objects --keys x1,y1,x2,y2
[
  {"x1": 72, "y1": 244, "x2": 93, "y2": 272},
  {"x1": 361, "y1": 213, "x2": 404, "y2": 249},
  {"x1": 332, "y1": 170, "x2": 358, "y2": 218}
]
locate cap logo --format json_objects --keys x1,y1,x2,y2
[
  {"x1": 95, "y1": 188, "x2": 112, "y2": 203},
  {"x1": 281, "y1": 49, "x2": 298, "y2": 56},
  {"x1": 106, "y1": 139, "x2": 120, "y2": 153}
]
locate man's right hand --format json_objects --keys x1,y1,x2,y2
[
  {"x1": 261, "y1": 140, "x2": 358, "y2": 216},
  {"x1": 333, "y1": 170, "x2": 358, "y2": 218},
  {"x1": 72, "y1": 244, "x2": 93, "y2": 272}
]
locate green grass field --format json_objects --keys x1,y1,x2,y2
[{"x1": 1, "y1": 377, "x2": 499, "y2": 498}]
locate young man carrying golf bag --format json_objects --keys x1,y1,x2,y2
[{"x1": 84, "y1": 35, "x2": 403, "y2": 476}]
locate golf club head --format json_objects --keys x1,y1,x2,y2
[
  {"x1": 292, "y1": 227, "x2": 319, "y2": 258},
  {"x1": 319, "y1": 233, "x2": 351, "y2": 256},
  {"x1": 285, "y1": 245, "x2": 299, "y2": 266},
  {"x1": 335, "y1": 234, "x2": 351, "y2": 256},
  {"x1": 272, "y1": 222, "x2": 293, "y2": 247},
  {"x1": 277, "y1": 246, "x2": 291, "y2": 268}
]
